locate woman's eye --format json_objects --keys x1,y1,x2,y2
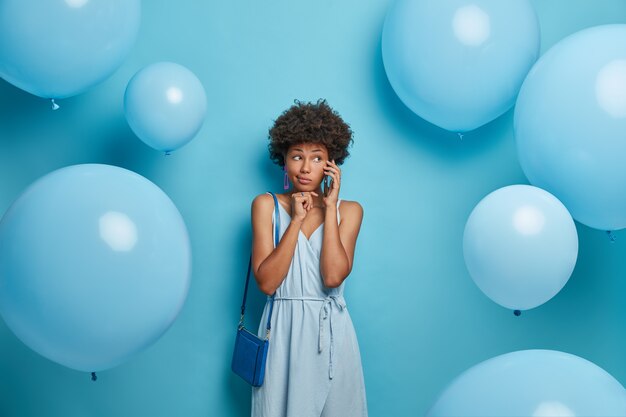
[{"x1": 292, "y1": 155, "x2": 301, "y2": 160}]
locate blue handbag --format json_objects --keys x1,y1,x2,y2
[{"x1": 231, "y1": 192, "x2": 279, "y2": 387}]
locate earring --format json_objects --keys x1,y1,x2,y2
[{"x1": 283, "y1": 166, "x2": 289, "y2": 190}]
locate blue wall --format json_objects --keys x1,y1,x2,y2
[{"x1": 1, "y1": 1, "x2": 626, "y2": 416}]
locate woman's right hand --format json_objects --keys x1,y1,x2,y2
[{"x1": 290, "y1": 191, "x2": 319, "y2": 223}]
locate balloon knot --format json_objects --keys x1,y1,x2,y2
[
  {"x1": 514, "y1": 310, "x2": 521, "y2": 316},
  {"x1": 51, "y1": 99, "x2": 60, "y2": 110},
  {"x1": 457, "y1": 132, "x2": 464, "y2": 140},
  {"x1": 91, "y1": 372, "x2": 97, "y2": 381},
  {"x1": 606, "y1": 230, "x2": 616, "y2": 242}
]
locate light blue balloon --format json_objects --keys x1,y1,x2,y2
[
  {"x1": 382, "y1": 0, "x2": 540, "y2": 132},
  {"x1": 427, "y1": 350, "x2": 626, "y2": 417},
  {"x1": 0, "y1": 164, "x2": 191, "y2": 372},
  {"x1": 515, "y1": 25, "x2": 626, "y2": 231},
  {"x1": 124, "y1": 62, "x2": 207, "y2": 153},
  {"x1": 0, "y1": 0, "x2": 140, "y2": 99},
  {"x1": 463, "y1": 185, "x2": 578, "y2": 311}
]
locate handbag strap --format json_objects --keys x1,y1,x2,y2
[{"x1": 239, "y1": 192, "x2": 279, "y2": 340}]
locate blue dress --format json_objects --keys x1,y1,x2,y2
[{"x1": 251, "y1": 194, "x2": 368, "y2": 417}]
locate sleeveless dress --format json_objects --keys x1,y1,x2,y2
[{"x1": 251, "y1": 194, "x2": 368, "y2": 417}]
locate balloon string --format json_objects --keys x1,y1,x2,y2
[
  {"x1": 606, "y1": 230, "x2": 616, "y2": 242},
  {"x1": 91, "y1": 372, "x2": 97, "y2": 381},
  {"x1": 51, "y1": 99, "x2": 60, "y2": 110}
]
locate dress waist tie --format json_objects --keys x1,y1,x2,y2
[{"x1": 271, "y1": 295, "x2": 347, "y2": 379}]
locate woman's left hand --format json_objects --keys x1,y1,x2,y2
[{"x1": 323, "y1": 159, "x2": 341, "y2": 207}]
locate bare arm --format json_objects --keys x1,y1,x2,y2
[
  {"x1": 320, "y1": 201, "x2": 364, "y2": 288},
  {"x1": 250, "y1": 193, "x2": 307, "y2": 295}
]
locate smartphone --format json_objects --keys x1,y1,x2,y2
[{"x1": 323, "y1": 175, "x2": 333, "y2": 197}]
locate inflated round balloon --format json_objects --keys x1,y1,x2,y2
[
  {"x1": 0, "y1": 164, "x2": 191, "y2": 372},
  {"x1": 463, "y1": 185, "x2": 578, "y2": 311},
  {"x1": 427, "y1": 350, "x2": 626, "y2": 417},
  {"x1": 515, "y1": 25, "x2": 626, "y2": 231},
  {"x1": 0, "y1": 0, "x2": 140, "y2": 99},
  {"x1": 382, "y1": 0, "x2": 539, "y2": 132},
  {"x1": 124, "y1": 62, "x2": 207, "y2": 153}
]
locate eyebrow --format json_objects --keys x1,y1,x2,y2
[{"x1": 292, "y1": 148, "x2": 324, "y2": 153}]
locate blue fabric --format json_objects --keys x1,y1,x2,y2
[{"x1": 251, "y1": 195, "x2": 368, "y2": 417}]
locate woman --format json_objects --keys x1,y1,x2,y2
[{"x1": 250, "y1": 99, "x2": 368, "y2": 417}]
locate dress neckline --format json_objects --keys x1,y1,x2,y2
[{"x1": 276, "y1": 201, "x2": 325, "y2": 242}]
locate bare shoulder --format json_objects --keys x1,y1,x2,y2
[
  {"x1": 251, "y1": 193, "x2": 274, "y2": 217},
  {"x1": 339, "y1": 199, "x2": 364, "y2": 223},
  {"x1": 252, "y1": 192, "x2": 273, "y2": 206}
]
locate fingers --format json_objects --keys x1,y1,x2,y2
[
  {"x1": 291, "y1": 191, "x2": 319, "y2": 199},
  {"x1": 324, "y1": 159, "x2": 341, "y2": 187},
  {"x1": 305, "y1": 192, "x2": 319, "y2": 210},
  {"x1": 324, "y1": 160, "x2": 340, "y2": 176},
  {"x1": 291, "y1": 192, "x2": 318, "y2": 200},
  {"x1": 291, "y1": 191, "x2": 319, "y2": 212},
  {"x1": 322, "y1": 160, "x2": 341, "y2": 202}
]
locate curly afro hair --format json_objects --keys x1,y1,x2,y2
[{"x1": 268, "y1": 99, "x2": 354, "y2": 167}]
